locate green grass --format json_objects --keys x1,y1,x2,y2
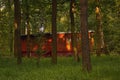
[{"x1": 0, "y1": 55, "x2": 120, "y2": 80}]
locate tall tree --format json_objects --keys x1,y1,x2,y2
[
  {"x1": 70, "y1": 0, "x2": 79, "y2": 62},
  {"x1": 80, "y1": 0, "x2": 92, "y2": 72},
  {"x1": 7, "y1": 0, "x2": 13, "y2": 55},
  {"x1": 95, "y1": 0, "x2": 105, "y2": 56},
  {"x1": 25, "y1": 0, "x2": 31, "y2": 57},
  {"x1": 51, "y1": 0, "x2": 57, "y2": 64},
  {"x1": 14, "y1": 0, "x2": 22, "y2": 64}
]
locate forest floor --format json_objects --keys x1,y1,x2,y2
[{"x1": 0, "y1": 55, "x2": 120, "y2": 80}]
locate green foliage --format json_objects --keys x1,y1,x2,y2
[
  {"x1": 0, "y1": 0, "x2": 14, "y2": 55},
  {"x1": 0, "y1": 56, "x2": 120, "y2": 80},
  {"x1": 101, "y1": 0, "x2": 120, "y2": 54},
  {"x1": 0, "y1": 0, "x2": 119, "y2": 55}
]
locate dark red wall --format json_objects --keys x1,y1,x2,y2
[{"x1": 21, "y1": 32, "x2": 94, "y2": 57}]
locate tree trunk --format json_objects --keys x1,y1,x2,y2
[
  {"x1": 25, "y1": 0, "x2": 31, "y2": 57},
  {"x1": 70, "y1": 0, "x2": 79, "y2": 62},
  {"x1": 14, "y1": 0, "x2": 22, "y2": 64},
  {"x1": 51, "y1": 0, "x2": 57, "y2": 64},
  {"x1": 95, "y1": 0, "x2": 105, "y2": 56},
  {"x1": 8, "y1": 0, "x2": 14, "y2": 55},
  {"x1": 36, "y1": 35, "x2": 43, "y2": 66},
  {"x1": 80, "y1": 0, "x2": 92, "y2": 72}
]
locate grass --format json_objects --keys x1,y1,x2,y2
[{"x1": 0, "y1": 55, "x2": 120, "y2": 80}]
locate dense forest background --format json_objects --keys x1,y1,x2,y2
[{"x1": 0, "y1": 0, "x2": 120, "y2": 55}]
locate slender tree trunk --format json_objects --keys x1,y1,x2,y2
[
  {"x1": 36, "y1": 35, "x2": 43, "y2": 66},
  {"x1": 80, "y1": 0, "x2": 92, "y2": 72},
  {"x1": 14, "y1": 0, "x2": 22, "y2": 64},
  {"x1": 95, "y1": 0, "x2": 105, "y2": 56},
  {"x1": 8, "y1": 0, "x2": 13, "y2": 55},
  {"x1": 51, "y1": 0, "x2": 57, "y2": 64},
  {"x1": 25, "y1": 0, "x2": 31, "y2": 57},
  {"x1": 70, "y1": 0, "x2": 79, "y2": 62}
]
